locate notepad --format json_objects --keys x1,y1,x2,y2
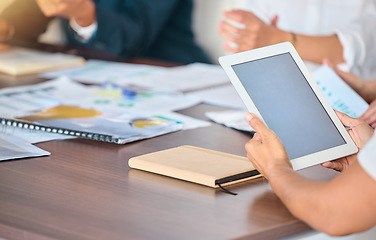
[
  {"x1": 0, "y1": 47, "x2": 85, "y2": 76},
  {"x1": 128, "y1": 145, "x2": 262, "y2": 188}
]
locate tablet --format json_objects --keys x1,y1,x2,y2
[{"x1": 218, "y1": 42, "x2": 358, "y2": 170}]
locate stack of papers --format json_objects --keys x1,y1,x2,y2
[
  {"x1": 40, "y1": 59, "x2": 162, "y2": 84},
  {"x1": 0, "y1": 77, "x2": 210, "y2": 143},
  {"x1": 41, "y1": 61, "x2": 230, "y2": 93}
]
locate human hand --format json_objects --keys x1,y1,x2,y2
[
  {"x1": 35, "y1": 0, "x2": 96, "y2": 27},
  {"x1": 323, "y1": 59, "x2": 376, "y2": 103},
  {"x1": 360, "y1": 99, "x2": 376, "y2": 128},
  {"x1": 219, "y1": 10, "x2": 289, "y2": 53},
  {"x1": 321, "y1": 110, "x2": 374, "y2": 172},
  {"x1": 0, "y1": 19, "x2": 12, "y2": 41},
  {"x1": 244, "y1": 113, "x2": 291, "y2": 180},
  {"x1": 0, "y1": 44, "x2": 10, "y2": 51}
]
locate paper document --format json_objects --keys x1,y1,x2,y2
[
  {"x1": 10, "y1": 105, "x2": 183, "y2": 144},
  {"x1": 312, "y1": 65, "x2": 369, "y2": 118},
  {"x1": 0, "y1": 47, "x2": 85, "y2": 76},
  {"x1": 188, "y1": 84, "x2": 246, "y2": 109},
  {"x1": 41, "y1": 61, "x2": 230, "y2": 94},
  {"x1": 0, "y1": 77, "x2": 203, "y2": 143},
  {"x1": 128, "y1": 63, "x2": 230, "y2": 92},
  {"x1": 0, "y1": 133, "x2": 50, "y2": 161},
  {"x1": 1, "y1": 125, "x2": 73, "y2": 144},
  {"x1": 157, "y1": 112, "x2": 211, "y2": 130},
  {"x1": 40, "y1": 59, "x2": 163, "y2": 84},
  {"x1": 0, "y1": 77, "x2": 200, "y2": 117},
  {"x1": 206, "y1": 110, "x2": 253, "y2": 132}
]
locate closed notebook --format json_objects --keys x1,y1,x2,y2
[
  {"x1": 128, "y1": 145, "x2": 262, "y2": 188},
  {"x1": 0, "y1": 47, "x2": 85, "y2": 76}
]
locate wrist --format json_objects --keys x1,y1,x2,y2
[
  {"x1": 266, "y1": 164, "x2": 294, "y2": 182},
  {"x1": 273, "y1": 29, "x2": 295, "y2": 46}
]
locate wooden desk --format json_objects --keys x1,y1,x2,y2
[{"x1": 0, "y1": 57, "x2": 337, "y2": 240}]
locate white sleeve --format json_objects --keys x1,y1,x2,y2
[
  {"x1": 335, "y1": 0, "x2": 376, "y2": 80},
  {"x1": 69, "y1": 18, "x2": 97, "y2": 43},
  {"x1": 358, "y1": 133, "x2": 376, "y2": 181}
]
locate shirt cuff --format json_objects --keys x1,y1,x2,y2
[
  {"x1": 335, "y1": 28, "x2": 365, "y2": 73},
  {"x1": 69, "y1": 18, "x2": 97, "y2": 42}
]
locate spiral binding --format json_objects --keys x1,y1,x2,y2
[{"x1": 0, "y1": 117, "x2": 122, "y2": 144}]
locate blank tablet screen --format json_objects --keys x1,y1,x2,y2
[{"x1": 232, "y1": 53, "x2": 345, "y2": 159}]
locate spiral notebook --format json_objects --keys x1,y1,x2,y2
[{"x1": 0, "y1": 105, "x2": 183, "y2": 144}]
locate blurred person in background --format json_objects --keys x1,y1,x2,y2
[
  {"x1": 219, "y1": 0, "x2": 376, "y2": 80},
  {"x1": 0, "y1": 0, "x2": 211, "y2": 64}
]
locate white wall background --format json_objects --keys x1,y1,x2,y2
[{"x1": 193, "y1": 0, "x2": 237, "y2": 63}]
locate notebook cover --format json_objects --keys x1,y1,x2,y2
[
  {"x1": 0, "y1": 47, "x2": 85, "y2": 76},
  {"x1": 128, "y1": 145, "x2": 262, "y2": 188}
]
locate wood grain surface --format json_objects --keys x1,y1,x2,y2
[{"x1": 0, "y1": 53, "x2": 338, "y2": 240}]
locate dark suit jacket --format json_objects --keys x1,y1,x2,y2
[{"x1": 2, "y1": 0, "x2": 211, "y2": 64}]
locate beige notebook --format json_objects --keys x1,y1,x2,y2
[
  {"x1": 0, "y1": 47, "x2": 85, "y2": 76},
  {"x1": 128, "y1": 145, "x2": 262, "y2": 189}
]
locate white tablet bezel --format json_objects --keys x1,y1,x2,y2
[{"x1": 219, "y1": 42, "x2": 358, "y2": 170}]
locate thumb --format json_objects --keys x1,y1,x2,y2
[
  {"x1": 335, "y1": 110, "x2": 360, "y2": 128},
  {"x1": 245, "y1": 113, "x2": 270, "y2": 135},
  {"x1": 271, "y1": 15, "x2": 278, "y2": 26}
]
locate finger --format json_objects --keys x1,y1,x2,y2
[
  {"x1": 224, "y1": 9, "x2": 257, "y2": 23},
  {"x1": 237, "y1": 44, "x2": 256, "y2": 52},
  {"x1": 251, "y1": 132, "x2": 262, "y2": 142},
  {"x1": 322, "y1": 58, "x2": 334, "y2": 68},
  {"x1": 322, "y1": 160, "x2": 345, "y2": 172},
  {"x1": 218, "y1": 28, "x2": 239, "y2": 43},
  {"x1": 245, "y1": 113, "x2": 270, "y2": 136},
  {"x1": 360, "y1": 105, "x2": 376, "y2": 124},
  {"x1": 237, "y1": 40, "x2": 258, "y2": 52},
  {"x1": 271, "y1": 15, "x2": 278, "y2": 26},
  {"x1": 220, "y1": 20, "x2": 243, "y2": 36},
  {"x1": 222, "y1": 42, "x2": 239, "y2": 53},
  {"x1": 335, "y1": 110, "x2": 362, "y2": 128},
  {"x1": 321, "y1": 161, "x2": 333, "y2": 168}
]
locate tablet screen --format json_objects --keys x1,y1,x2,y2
[{"x1": 232, "y1": 53, "x2": 345, "y2": 159}]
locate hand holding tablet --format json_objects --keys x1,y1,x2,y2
[{"x1": 219, "y1": 42, "x2": 358, "y2": 170}]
